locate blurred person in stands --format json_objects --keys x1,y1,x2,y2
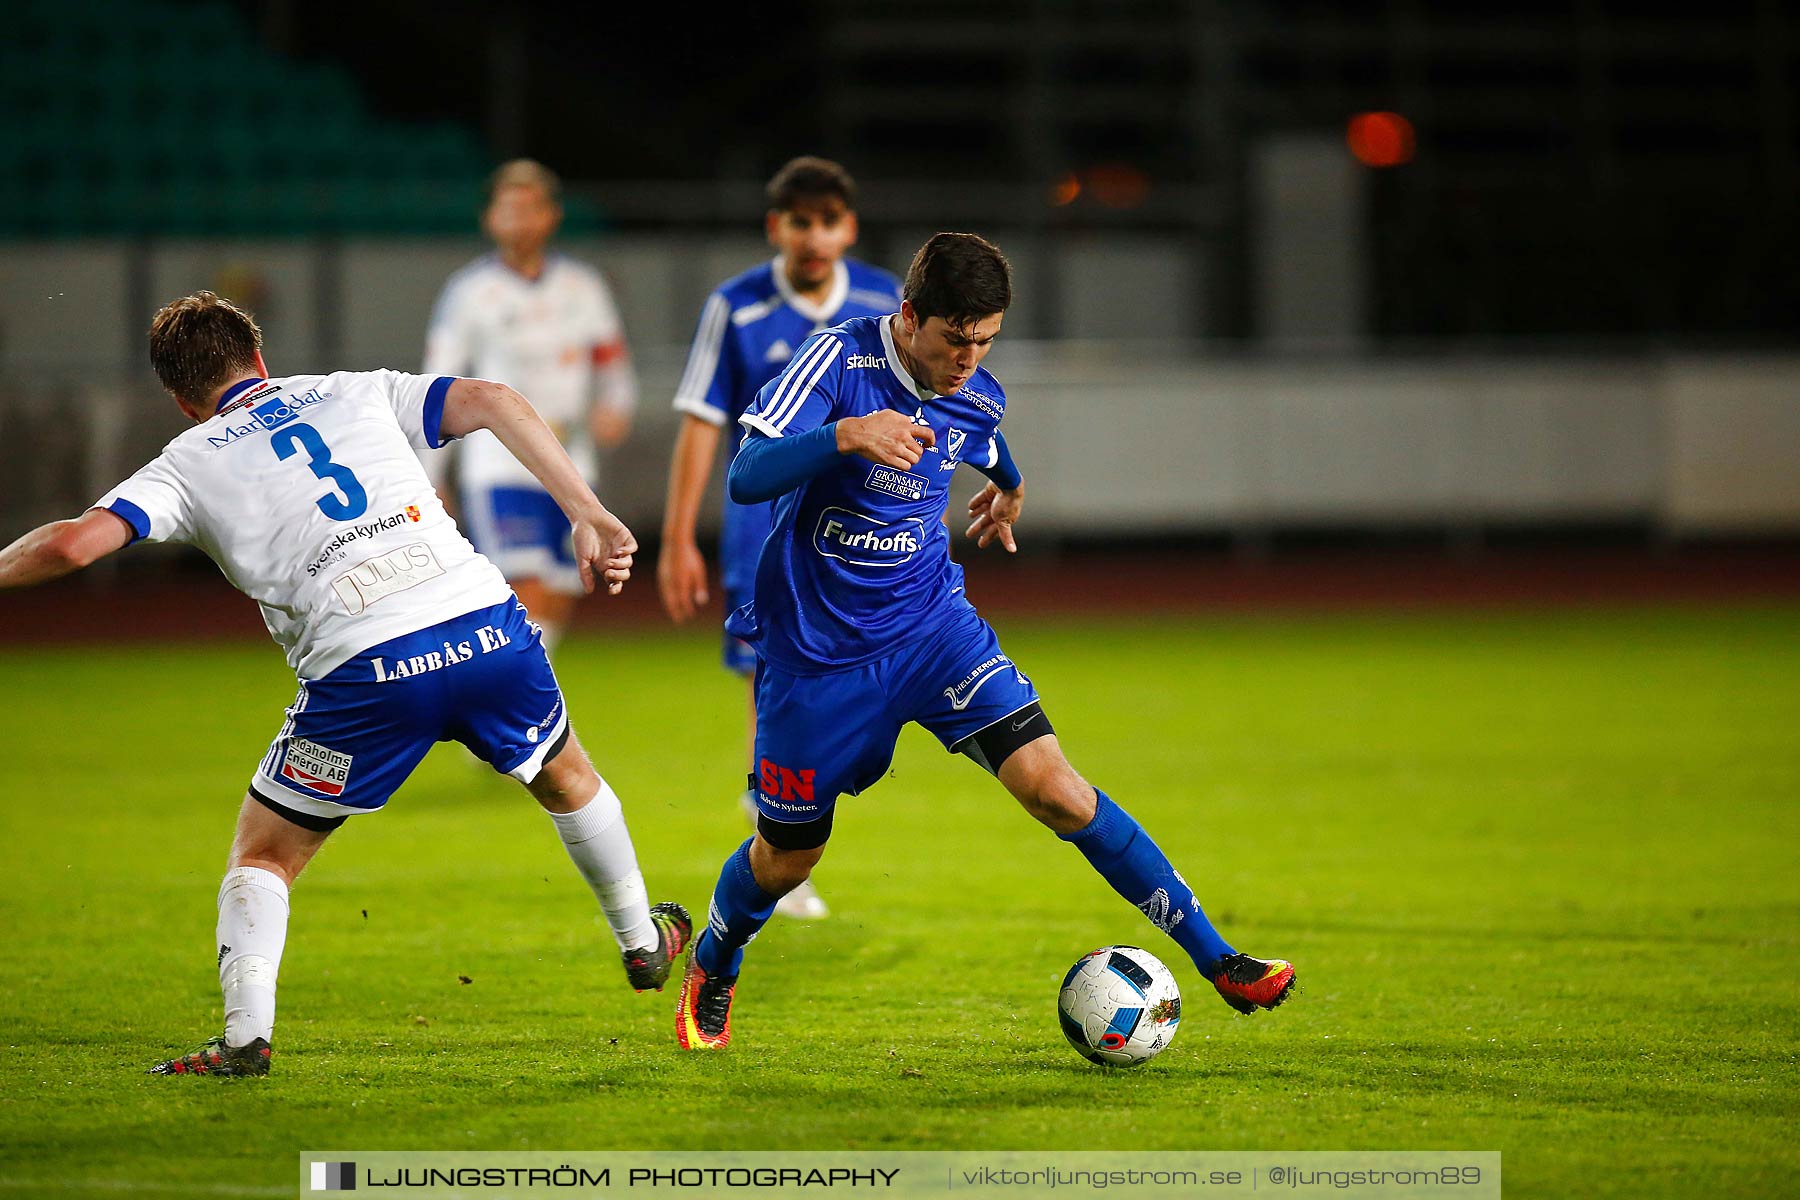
[
  {"x1": 0, "y1": 292, "x2": 688, "y2": 1076},
  {"x1": 424, "y1": 159, "x2": 637, "y2": 659},
  {"x1": 656, "y1": 156, "x2": 901, "y2": 921}
]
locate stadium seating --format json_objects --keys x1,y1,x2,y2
[{"x1": 0, "y1": 0, "x2": 600, "y2": 236}]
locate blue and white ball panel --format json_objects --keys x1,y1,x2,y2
[
  {"x1": 460, "y1": 485, "x2": 583, "y2": 595},
  {"x1": 747, "y1": 600, "x2": 1041, "y2": 824},
  {"x1": 253, "y1": 599, "x2": 568, "y2": 818},
  {"x1": 1057, "y1": 945, "x2": 1182, "y2": 1068}
]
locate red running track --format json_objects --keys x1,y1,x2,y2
[{"x1": 2, "y1": 544, "x2": 1796, "y2": 648}]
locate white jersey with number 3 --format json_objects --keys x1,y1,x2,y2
[{"x1": 95, "y1": 371, "x2": 512, "y2": 680}]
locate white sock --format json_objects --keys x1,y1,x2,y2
[
  {"x1": 216, "y1": 865, "x2": 289, "y2": 1047},
  {"x1": 548, "y1": 778, "x2": 655, "y2": 951}
]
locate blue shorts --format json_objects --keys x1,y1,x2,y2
[
  {"x1": 461, "y1": 485, "x2": 581, "y2": 594},
  {"x1": 252, "y1": 599, "x2": 568, "y2": 825},
  {"x1": 721, "y1": 582, "x2": 757, "y2": 676},
  {"x1": 719, "y1": 497, "x2": 773, "y2": 676},
  {"x1": 751, "y1": 601, "x2": 1043, "y2": 831}
]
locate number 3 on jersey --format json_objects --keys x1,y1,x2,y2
[{"x1": 272, "y1": 423, "x2": 369, "y2": 520}]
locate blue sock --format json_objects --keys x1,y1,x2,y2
[
  {"x1": 1060, "y1": 790, "x2": 1235, "y2": 977},
  {"x1": 693, "y1": 839, "x2": 777, "y2": 978}
]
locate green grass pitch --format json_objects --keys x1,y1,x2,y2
[{"x1": 0, "y1": 607, "x2": 1796, "y2": 1197}]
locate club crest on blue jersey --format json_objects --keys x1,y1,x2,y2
[
  {"x1": 813, "y1": 508, "x2": 926, "y2": 567},
  {"x1": 937, "y1": 427, "x2": 970, "y2": 471}
]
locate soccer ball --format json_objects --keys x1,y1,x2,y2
[{"x1": 1057, "y1": 945, "x2": 1182, "y2": 1067}]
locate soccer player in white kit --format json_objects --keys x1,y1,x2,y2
[
  {"x1": 0, "y1": 292, "x2": 689, "y2": 1077},
  {"x1": 424, "y1": 159, "x2": 636, "y2": 655}
]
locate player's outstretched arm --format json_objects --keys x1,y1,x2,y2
[
  {"x1": 657, "y1": 414, "x2": 721, "y2": 623},
  {"x1": 0, "y1": 509, "x2": 134, "y2": 589},
  {"x1": 439, "y1": 378, "x2": 636, "y2": 595}
]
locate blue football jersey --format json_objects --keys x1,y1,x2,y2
[
  {"x1": 672, "y1": 258, "x2": 901, "y2": 595},
  {"x1": 725, "y1": 314, "x2": 1009, "y2": 673}
]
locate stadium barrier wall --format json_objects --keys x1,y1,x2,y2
[{"x1": 0, "y1": 240, "x2": 1795, "y2": 537}]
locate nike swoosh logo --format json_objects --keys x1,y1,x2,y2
[{"x1": 1010, "y1": 715, "x2": 1038, "y2": 731}]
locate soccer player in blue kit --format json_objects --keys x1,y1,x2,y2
[
  {"x1": 673, "y1": 234, "x2": 1297, "y2": 1049},
  {"x1": 658, "y1": 157, "x2": 901, "y2": 920}
]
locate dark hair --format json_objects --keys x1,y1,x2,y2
[
  {"x1": 766, "y1": 155, "x2": 858, "y2": 212},
  {"x1": 902, "y1": 233, "x2": 1012, "y2": 327},
  {"x1": 148, "y1": 291, "x2": 263, "y2": 403}
]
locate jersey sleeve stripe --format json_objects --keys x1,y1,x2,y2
[
  {"x1": 767, "y1": 338, "x2": 841, "y2": 433},
  {"x1": 730, "y1": 297, "x2": 781, "y2": 327},
  {"x1": 738, "y1": 411, "x2": 785, "y2": 440},
  {"x1": 762, "y1": 335, "x2": 841, "y2": 433},
  {"x1": 671, "y1": 294, "x2": 730, "y2": 412},
  {"x1": 423, "y1": 375, "x2": 457, "y2": 448},
  {"x1": 758, "y1": 334, "x2": 836, "y2": 431},
  {"x1": 103, "y1": 498, "x2": 150, "y2": 543},
  {"x1": 674, "y1": 394, "x2": 729, "y2": 426}
]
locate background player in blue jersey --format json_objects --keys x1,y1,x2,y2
[
  {"x1": 656, "y1": 157, "x2": 901, "y2": 921},
  {"x1": 672, "y1": 234, "x2": 1297, "y2": 1050}
]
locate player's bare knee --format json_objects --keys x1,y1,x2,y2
[
  {"x1": 228, "y1": 794, "x2": 329, "y2": 884},
  {"x1": 998, "y1": 738, "x2": 1094, "y2": 833},
  {"x1": 527, "y1": 737, "x2": 599, "y2": 813},
  {"x1": 1037, "y1": 770, "x2": 1098, "y2": 834},
  {"x1": 750, "y1": 832, "x2": 826, "y2": 897},
  {"x1": 1016, "y1": 766, "x2": 1095, "y2": 835}
]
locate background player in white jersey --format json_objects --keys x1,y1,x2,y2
[
  {"x1": 0, "y1": 292, "x2": 689, "y2": 1077},
  {"x1": 424, "y1": 159, "x2": 637, "y2": 656},
  {"x1": 656, "y1": 157, "x2": 901, "y2": 920}
]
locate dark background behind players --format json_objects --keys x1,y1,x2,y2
[
  {"x1": 226, "y1": 0, "x2": 1797, "y2": 342},
  {"x1": 0, "y1": 0, "x2": 1796, "y2": 605}
]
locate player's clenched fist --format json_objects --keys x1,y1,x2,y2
[
  {"x1": 573, "y1": 509, "x2": 637, "y2": 595},
  {"x1": 836, "y1": 410, "x2": 936, "y2": 469}
]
